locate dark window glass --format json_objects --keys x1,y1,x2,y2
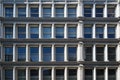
[
  {"x1": 68, "y1": 69, "x2": 77, "y2": 80},
  {"x1": 84, "y1": 27, "x2": 92, "y2": 38},
  {"x1": 18, "y1": 27, "x2": 26, "y2": 39},
  {"x1": 55, "y1": 27, "x2": 64, "y2": 38},
  {"x1": 5, "y1": 27, "x2": 13, "y2": 39},
  {"x1": 43, "y1": 27, "x2": 51, "y2": 39},
  {"x1": 30, "y1": 69, "x2": 39, "y2": 80},
  {"x1": 108, "y1": 6, "x2": 115, "y2": 17},
  {"x1": 43, "y1": 8, "x2": 51, "y2": 17},
  {"x1": 85, "y1": 46, "x2": 92, "y2": 61},
  {"x1": 18, "y1": 69, "x2": 26, "y2": 80},
  {"x1": 96, "y1": 27, "x2": 104, "y2": 38},
  {"x1": 55, "y1": 47, "x2": 64, "y2": 61},
  {"x1": 43, "y1": 47, "x2": 51, "y2": 62},
  {"x1": 56, "y1": 69, "x2": 64, "y2": 80},
  {"x1": 108, "y1": 69, "x2": 116, "y2": 80},
  {"x1": 85, "y1": 69, "x2": 92, "y2": 80},
  {"x1": 68, "y1": 27, "x2": 76, "y2": 38},
  {"x1": 108, "y1": 27, "x2": 115, "y2": 38},
  {"x1": 30, "y1": 47, "x2": 39, "y2": 62},
  {"x1": 96, "y1": 7, "x2": 103, "y2": 17},
  {"x1": 108, "y1": 46, "x2": 116, "y2": 61},
  {"x1": 96, "y1": 69, "x2": 104, "y2": 80},
  {"x1": 96, "y1": 47, "x2": 104, "y2": 61},
  {"x1": 5, "y1": 7, "x2": 13, "y2": 17},
  {"x1": 18, "y1": 8, "x2": 26, "y2": 17},
  {"x1": 30, "y1": 27, "x2": 39, "y2": 38},
  {"x1": 43, "y1": 69, "x2": 51, "y2": 80},
  {"x1": 84, "y1": 6, "x2": 92, "y2": 17},
  {"x1": 5, "y1": 47, "x2": 13, "y2": 61},
  {"x1": 55, "y1": 8, "x2": 64, "y2": 17},
  {"x1": 17, "y1": 47, "x2": 26, "y2": 61},
  {"x1": 30, "y1": 8, "x2": 39, "y2": 17},
  {"x1": 68, "y1": 8, "x2": 76, "y2": 17},
  {"x1": 68, "y1": 47, "x2": 76, "y2": 61},
  {"x1": 5, "y1": 69, "x2": 13, "y2": 80}
]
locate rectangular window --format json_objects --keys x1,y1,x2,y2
[
  {"x1": 84, "y1": 5, "x2": 92, "y2": 17},
  {"x1": 84, "y1": 25, "x2": 92, "y2": 38},
  {"x1": 55, "y1": 26, "x2": 64, "y2": 38},
  {"x1": 43, "y1": 47, "x2": 51, "y2": 62},
  {"x1": 30, "y1": 26, "x2": 39, "y2": 38},
  {"x1": 17, "y1": 69, "x2": 26, "y2": 80},
  {"x1": 30, "y1": 69, "x2": 39, "y2": 80},
  {"x1": 43, "y1": 7, "x2": 51, "y2": 17},
  {"x1": 5, "y1": 26, "x2": 13, "y2": 39},
  {"x1": 108, "y1": 69, "x2": 116, "y2": 80},
  {"x1": 55, "y1": 47, "x2": 64, "y2": 61},
  {"x1": 5, "y1": 69, "x2": 13, "y2": 80},
  {"x1": 43, "y1": 68, "x2": 51, "y2": 80},
  {"x1": 96, "y1": 6, "x2": 103, "y2": 17},
  {"x1": 68, "y1": 26, "x2": 76, "y2": 38},
  {"x1": 107, "y1": 5, "x2": 115, "y2": 17},
  {"x1": 96, "y1": 25, "x2": 104, "y2": 38},
  {"x1": 68, "y1": 7, "x2": 76, "y2": 17},
  {"x1": 56, "y1": 69, "x2": 64, "y2": 80},
  {"x1": 17, "y1": 47, "x2": 26, "y2": 61},
  {"x1": 107, "y1": 25, "x2": 115, "y2": 38},
  {"x1": 96, "y1": 46, "x2": 104, "y2": 61},
  {"x1": 68, "y1": 69, "x2": 77, "y2": 80},
  {"x1": 68, "y1": 47, "x2": 76, "y2": 61},
  {"x1": 18, "y1": 7, "x2": 26, "y2": 17},
  {"x1": 30, "y1": 7, "x2": 39, "y2": 17},
  {"x1": 5, "y1": 7, "x2": 13, "y2": 17},
  {"x1": 43, "y1": 25, "x2": 51, "y2": 39},
  {"x1": 30, "y1": 47, "x2": 39, "y2": 62},
  {"x1": 55, "y1": 7, "x2": 64, "y2": 17},
  {"x1": 85, "y1": 46, "x2": 92, "y2": 61},
  {"x1": 5, "y1": 47, "x2": 13, "y2": 61},
  {"x1": 18, "y1": 26, "x2": 26, "y2": 39},
  {"x1": 96, "y1": 69, "x2": 104, "y2": 80},
  {"x1": 85, "y1": 69, "x2": 92, "y2": 80},
  {"x1": 108, "y1": 46, "x2": 116, "y2": 61}
]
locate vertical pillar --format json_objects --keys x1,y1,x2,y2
[
  {"x1": 104, "y1": 24, "x2": 107, "y2": 38},
  {"x1": 93, "y1": 67, "x2": 96, "y2": 80},
  {"x1": 115, "y1": 4, "x2": 120, "y2": 17},
  {"x1": 104, "y1": 44, "x2": 108, "y2": 61},
  {"x1": 26, "y1": 3, "x2": 29, "y2": 17},
  {"x1": 39, "y1": 4, "x2": 42, "y2": 17},
  {"x1": 52, "y1": 67, "x2": 55, "y2": 80},
  {"x1": 80, "y1": 42, "x2": 83, "y2": 61},
  {"x1": 77, "y1": 43, "x2": 80, "y2": 61},
  {"x1": 64, "y1": 4, "x2": 67, "y2": 17},
  {"x1": 64, "y1": 23, "x2": 67, "y2": 39},
  {"x1": 64, "y1": 67, "x2": 68, "y2": 80},
  {"x1": 13, "y1": 23, "x2": 16, "y2": 39},
  {"x1": 52, "y1": 24, "x2": 55, "y2": 39},
  {"x1": 13, "y1": 3, "x2": 16, "y2": 17},
  {"x1": 39, "y1": 44, "x2": 42, "y2": 62},
  {"x1": 26, "y1": 44, "x2": 29, "y2": 62},
  {"x1": 13, "y1": 44, "x2": 16, "y2": 62},
  {"x1": 52, "y1": 3, "x2": 55, "y2": 17},
  {"x1": 39, "y1": 24, "x2": 42, "y2": 38},
  {"x1": 77, "y1": 65, "x2": 84, "y2": 80},
  {"x1": 52, "y1": 44, "x2": 55, "y2": 61},
  {"x1": 117, "y1": 66, "x2": 120, "y2": 80},
  {"x1": 92, "y1": 4, "x2": 96, "y2": 17},
  {"x1": 77, "y1": 2, "x2": 80, "y2": 17},
  {"x1": 26, "y1": 67, "x2": 29, "y2": 80},
  {"x1": 79, "y1": 22, "x2": 83, "y2": 38},
  {"x1": 105, "y1": 67, "x2": 108, "y2": 80},
  {"x1": 92, "y1": 24, "x2": 96, "y2": 38},
  {"x1": 116, "y1": 43, "x2": 120, "y2": 61},
  {"x1": 77, "y1": 67, "x2": 80, "y2": 80},
  {"x1": 39, "y1": 67, "x2": 42, "y2": 80},
  {"x1": 64, "y1": 44, "x2": 68, "y2": 62},
  {"x1": 116, "y1": 23, "x2": 120, "y2": 38},
  {"x1": 26, "y1": 23, "x2": 29, "y2": 39},
  {"x1": 77, "y1": 23, "x2": 80, "y2": 38},
  {"x1": 104, "y1": 4, "x2": 107, "y2": 17},
  {"x1": 13, "y1": 67, "x2": 16, "y2": 80},
  {"x1": 93, "y1": 44, "x2": 96, "y2": 61},
  {"x1": 80, "y1": 2, "x2": 83, "y2": 17}
]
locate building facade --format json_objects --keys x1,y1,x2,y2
[{"x1": 0, "y1": 0, "x2": 120, "y2": 80}]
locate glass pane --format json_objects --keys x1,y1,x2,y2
[
  {"x1": 55, "y1": 47, "x2": 64, "y2": 61},
  {"x1": 43, "y1": 27, "x2": 51, "y2": 39},
  {"x1": 30, "y1": 27, "x2": 39, "y2": 38},
  {"x1": 55, "y1": 27, "x2": 64, "y2": 38},
  {"x1": 84, "y1": 27, "x2": 92, "y2": 38},
  {"x1": 18, "y1": 47, "x2": 26, "y2": 61},
  {"x1": 43, "y1": 8, "x2": 51, "y2": 17},
  {"x1": 43, "y1": 47, "x2": 51, "y2": 62},
  {"x1": 96, "y1": 47, "x2": 104, "y2": 61},
  {"x1": 43, "y1": 69, "x2": 51, "y2": 80},
  {"x1": 96, "y1": 69, "x2": 104, "y2": 80},
  {"x1": 5, "y1": 27, "x2": 13, "y2": 39},
  {"x1": 85, "y1": 69, "x2": 92, "y2": 80},
  {"x1": 5, "y1": 7, "x2": 13, "y2": 17},
  {"x1": 96, "y1": 7, "x2": 103, "y2": 17},
  {"x1": 18, "y1": 69, "x2": 26, "y2": 80},
  {"x1": 5, "y1": 69, "x2": 13, "y2": 80},
  {"x1": 68, "y1": 69, "x2": 77, "y2": 80},
  {"x1": 68, "y1": 47, "x2": 76, "y2": 61},
  {"x1": 30, "y1": 69, "x2": 39, "y2": 80},
  {"x1": 5, "y1": 47, "x2": 13, "y2": 61},
  {"x1": 18, "y1": 27, "x2": 26, "y2": 39},
  {"x1": 56, "y1": 69, "x2": 64, "y2": 80},
  {"x1": 96, "y1": 27, "x2": 103, "y2": 38},
  {"x1": 108, "y1": 27, "x2": 115, "y2": 38},
  {"x1": 18, "y1": 8, "x2": 26, "y2": 17},
  {"x1": 68, "y1": 8, "x2": 76, "y2": 17},
  {"x1": 108, "y1": 47, "x2": 116, "y2": 61},
  {"x1": 56, "y1": 8, "x2": 64, "y2": 17},
  {"x1": 85, "y1": 47, "x2": 92, "y2": 61},
  {"x1": 31, "y1": 8, "x2": 39, "y2": 17},
  {"x1": 68, "y1": 27, "x2": 76, "y2": 38}
]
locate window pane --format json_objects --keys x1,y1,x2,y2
[
  {"x1": 85, "y1": 69, "x2": 92, "y2": 80},
  {"x1": 84, "y1": 6, "x2": 92, "y2": 17},
  {"x1": 18, "y1": 27, "x2": 26, "y2": 39},
  {"x1": 55, "y1": 8, "x2": 64, "y2": 17},
  {"x1": 96, "y1": 69, "x2": 104, "y2": 80},
  {"x1": 96, "y1": 47, "x2": 104, "y2": 61},
  {"x1": 30, "y1": 8, "x2": 39, "y2": 17},
  {"x1": 85, "y1": 46, "x2": 92, "y2": 61},
  {"x1": 18, "y1": 8, "x2": 26, "y2": 17},
  {"x1": 108, "y1": 46, "x2": 116, "y2": 61},
  {"x1": 30, "y1": 47, "x2": 39, "y2": 62},
  {"x1": 68, "y1": 47, "x2": 76, "y2": 61},
  {"x1": 5, "y1": 7, "x2": 13, "y2": 17},
  {"x1": 43, "y1": 47, "x2": 51, "y2": 62},
  {"x1": 68, "y1": 8, "x2": 76, "y2": 17},
  {"x1": 43, "y1": 27, "x2": 51, "y2": 39},
  {"x1": 56, "y1": 69, "x2": 64, "y2": 80},
  {"x1": 55, "y1": 27, "x2": 64, "y2": 38},
  {"x1": 108, "y1": 69, "x2": 116, "y2": 80},
  {"x1": 5, "y1": 69, "x2": 13, "y2": 80},
  {"x1": 96, "y1": 27, "x2": 104, "y2": 38},
  {"x1": 5, "y1": 47, "x2": 13, "y2": 61},
  {"x1": 107, "y1": 6, "x2": 115, "y2": 17},
  {"x1": 108, "y1": 27, "x2": 115, "y2": 38},
  {"x1": 17, "y1": 47, "x2": 26, "y2": 61},
  {"x1": 84, "y1": 27, "x2": 92, "y2": 38},
  {"x1": 68, "y1": 69, "x2": 77, "y2": 80},
  {"x1": 30, "y1": 27, "x2": 39, "y2": 38},
  {"x1": 55, "y1": 47, "x2": 64, "y2": 61},
  {"x1": 18, "y1": 69, "x2": 26, "y2": 80},
  {"x1": 68, "y1": 27, "x2": 76, "y2": 38},
  {"x1": 43, "y1": 8, "x2": 51, "y2": 17},
  {"x1": 30, "y1": 69, "x2": 39, "y2": 80},
  {"x1": 96, "y1": 7, "x2": 103, "y2": 17},
  {"x1": 5, "y1": 27, "x2": 13, "y2": 39},
  {"x1": 43, "y1": 69, "x2": 51, "y2": 80}
]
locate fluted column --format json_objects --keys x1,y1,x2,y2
[
  {"x1": 64, "y1": 44, "x2": 68, "y2": 62},
  {"x1": 13, "y1": 3, "x2": 16, "y2": 17},
  {"x1": 104, "y1": 44, "x2": 108, "y2": 61},
  {"x1": 39, "y1": 67, "x2": 42, "y2": 80},
  {"x1": 39, "y1": 24, "x2": 42, "y2": 39},
  {"x1": 93, "y1": 44, "x2": 96, "y2": 61},
  {"x1": 26, "y1": 67, "x2": 29, "y2": 80},
  {"x1": 13, "y1": 23, "x2": 16, "y2": 39},
  {"x1": 26, "y1": 44, "x2": 29, "y2": 62},
  {"x1": 52, "y1": 67, "x2": 55, "y2": 80},
  {"x1": 92, "y1": 4, "x2": 96, "y2": 17},
  {"x1": 105, "y1": 67, "x2": 108, "y2": 80},
  {"x1": 13, "y1": 44, "x2": 16, "y2": 62},
  {"x1": 93, "y1": 67, "x2": 96, "y2": 80},
  {"x1": 52, "y1": 44, "x2": 55, "y2": 61},
  {"x1": 39, "y1": 44, "x2": 42, "y2": 62},
  {"x1": 39, "y1": 4, "x2": 42, "y2": 17},
  {"x1": 13, "y1": 67, "x2": 16, "y2": 80},
  {"x1": 64, "y1": 67, "x2": 68, "y2": 80}
]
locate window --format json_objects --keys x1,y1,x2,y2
[
  {"x1": 108, "y1": 69, "x2": 116, "y2": 80},
  {"x1": 43, "y1": 26, "x2": 51, "y2": 39},
  {"x1": 30, "y1": 7, "x2": 39, "y2": 17},
  {"x1": 68, "y1": 47, "x2": 76, "y2": 61},
  {"x1": 85, "y1": 69, "x2": 92, "y2": 80},
  {"x1": 30, "y1": 47, "x2": 39, "y2": 62},
  {"x1": 55, "y1": 47, "x2": 64, "y2": 61},
  {"x1": 96, "y1": 69, "x2": 104, "y2": 80},
  {"x1": 5, "y1": 26, "x2": 13, "y2": 39},
  {"x1": 84, "y1": 25, "x2": 92, "y2": 38},
  {"x1": 17, "y1": 47, "x2": 26, "y2": 61},
  {"x1": 108, "y1": 25, "x2": 115, "y2": 38},
  {"x1": 96, "y1": 46, "x2": 104, "y2": 61},
  {"x1": 107, "y1": 5, "x2": 115, "y2": 17},
  {"x1": 68, "y1": 7, "x2": 76, "y2": 17},
  {"x1": 68, "y1": 26, "x2": 76, "y2": 38},
  {"x1": 5, "y1": 47, "x2": 13, "y2": 61},
  {"x1": 30, "y1": 26, "x2": 39, "y2": 38},
  {"x1": 18, "y1": 7, "x2": 26, "y2": 17},
  {"x1": 30, "y1": 69, "x2": 39, "y2": 80},
  {"x1": 55, "y1": 26, "x2": 64, "y2": 38},
  {"x1": 5, "y1": 7, "x2": 13, "y2": 17},
  {"x1": 17, "y1": 69, "x2": 26, "y2": 80},
  {"x1": 108, "y1": 46, "x2": 116, "y2": 61},
  {"x1": 5, "y1": 69, "x2": 13, "y2": 80},
  {"x1": 43, "y1": 47, "x2": 51, "y2": 62},
  {"x1": 68, "y1": 69, "x2": 77, "y2": 80},
  {"x1": 96, "y1": 25, "x2": 104, "y2": 38},
  {"x1": 85, "y1": 46, "x2": 92, "y2": 61},
  {"x1": 43, "y1": 7, "x2": 51, "y2": 17},
  {"x1": 18, "y1": 26, "x2": 26, "y2": 39},
  {"x1": 43, "y1": 68, "x2": 51, "y2": 80},
  {"x1": 56, "y1": 69, "x2": 64, "y2": 80},
  {"x1": 55, "y1": 7, "x2": 64, "y2": 17},
  {"x1": 84, "y1": 5, "x2": 92, "y2": 17},
  {"x1": 96, "y1": 6, "x2": 103, "y2": 17}
]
